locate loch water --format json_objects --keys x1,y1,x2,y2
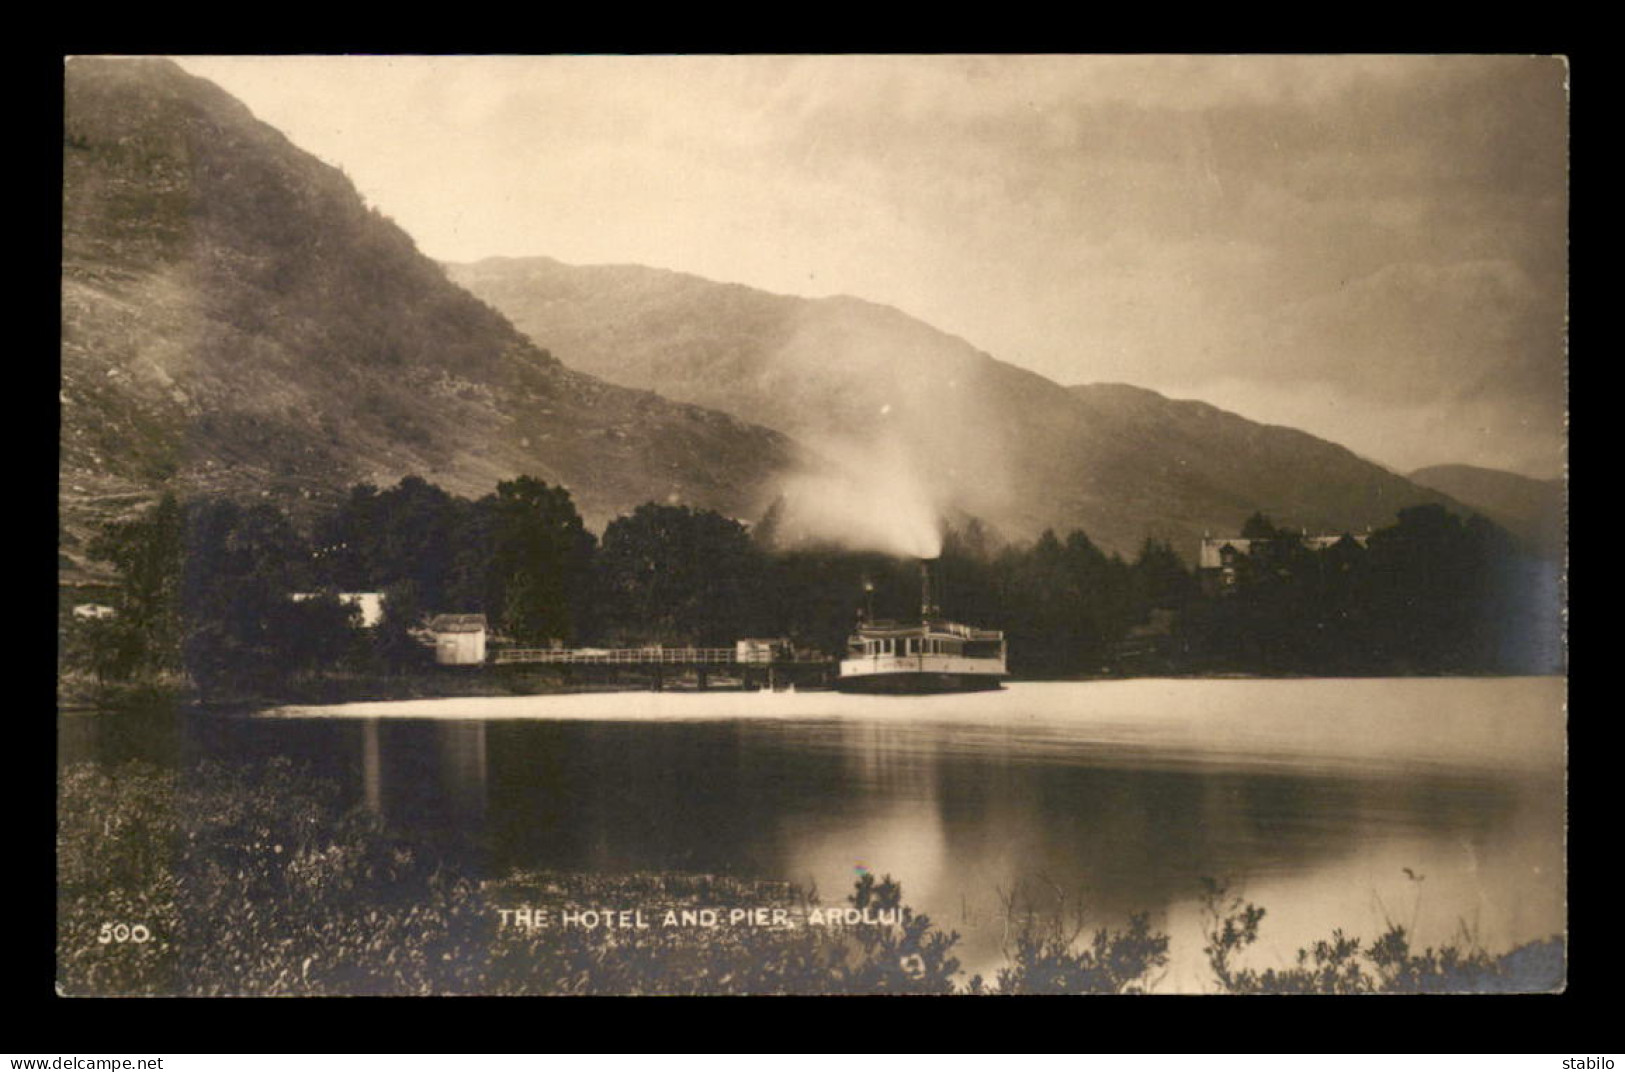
[{"x1": 60, "y1": 677, "x2": 1565, "y2": 992}]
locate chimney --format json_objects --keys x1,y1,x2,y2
[{"x1": 920, "y1": 557, "x2": 941, "y2": 620}]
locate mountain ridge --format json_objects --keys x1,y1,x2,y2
[
  {"x1": 1408, "y1": 463, "x2": 1565, "y2": 558},
  {"x1": 449, "y1": 254, "x2": 1474, "y2": 558},
  {"x1": 61, "y1": 57, "x2": 810, "y2": 579}
]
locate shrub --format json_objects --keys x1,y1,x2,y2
[
  {"x1": 57, "y1": 761, "x2": 971, "y2": 995},
  {"x1": 969, "y1": 879, "x2": 1169, "y2": 994},
  {"x1": 1199, "y1": 876, "x2": 1564, "y2": 994}
]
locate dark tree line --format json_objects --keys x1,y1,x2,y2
[
  {"x1": 63, "y1": 477, "x2": 772, "y2": 692},
  {"x1": 1183, "y1": 507, "x2": 1563, "y2": 675},
  {"x1": 62, "y1": 475, "x2": 1562, "y2": 695}
]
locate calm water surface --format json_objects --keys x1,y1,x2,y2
[{"x1": 60, "y1": 678, "x2": 1565, "y2": 991}]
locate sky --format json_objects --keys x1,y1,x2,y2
[{"x1": 172, "y1": 54, "x2": 1569, "y2": 480}]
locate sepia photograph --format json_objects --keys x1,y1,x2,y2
[{"x1": 57, "y1": 53, "x2": 1567, "y2": 996}]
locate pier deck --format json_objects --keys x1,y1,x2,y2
[
  {"x1": 489, "y1": 646, "x2": 835, "y2": 689},
  {"x1": 492, "y1": 647, "x2": 739, "y2": 666}
]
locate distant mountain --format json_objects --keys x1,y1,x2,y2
[
  {"x1": 1062, "y1": 383, "x2": 1474, "y2": 547},
  {"x1": 450, "y1": 256, "x2": 1466, "y2": 559},
  {"x1": 1410, "y1": 464, "x2": 1565, "y2": 558},
  {"x1": 61, "y1": 58, "x2": 806, "y2": 579}
]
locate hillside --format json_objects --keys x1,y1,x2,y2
[
  {"x1": 1063, "y1": 383, "x2": 1472, "y2": 546},
  {"x1": 1410, "y1": 464, "x2": 1565, "y2": 558},
  {"x1": 61, "y1": 58, "x2": 805, "y2": 579},
  {"x1": 450, "y1": 256, "x2": 1465, "y2": 558}
]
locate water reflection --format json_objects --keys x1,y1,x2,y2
[{"x1": 59, "y1": 678, "x2": 1565, "y2": 991}]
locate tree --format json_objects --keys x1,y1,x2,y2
[
  {"x1": 937, "y1": 520, "x2": 998, "y2": 629},
  {"x1": 87, "y1": 493, "x2": 325, "y2": 689},
  {"x1": 1240, "y1": 511, "x2": 1283, "y2": 541},
  {"x1": 178, "y1": 499, "x2": 308, "y2": 687},
  {"x1": 597, "y1": 504, "x2": 766, "y2": 646},
  {"x1": 991, "y1": 528, "x2": 1136, "y2": 677},
  {"x1": 1132, "y1": 537, "x2": 1196, "y2": 612},
  {"x1": 372, "y1": 581, "x2": 432, "y2": 674},
  {"x1": 311, "y1": 477, "x2": 464, "y2": 610},
  {"x1": 61, "y1": 614, "x2": 146, "y2": 684},
  {"x1": 310, "y1": 482, "x2": 381, "y2": 591},
  {"x1": 86, "y1": 493, "x2": 186, "y2": 675},
  {"x1": 474, "y1": 477, "x2": 597, "y2": 644},
  {"x1": 1185, "y1": 502, "x2": 1552, "y2": 675},
  {"x1": 1364, "y1": 504, "x2": 1481, "y2": 671},
  {"x1": 264, "y1": 593, "x2": 362, "y2": 676}
]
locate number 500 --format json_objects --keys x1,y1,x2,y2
[{"x1": 97, "y1": 923, "x2": 152, "y2": 944}]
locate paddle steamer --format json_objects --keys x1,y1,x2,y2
[{"x1": 836, "y1": 559, "x2": 1007, "y2": 693}]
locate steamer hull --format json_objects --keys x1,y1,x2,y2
[
  {"x1": 835, "y1": 665, "x2": 1007, "y2": 693},
  {"x1": 837, "y1": 624, "x2": 1008, "y2": 694}
]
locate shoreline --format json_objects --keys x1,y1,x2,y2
[{"x1": 60, "y1": 667, "x2": 1564, "y2": 717}]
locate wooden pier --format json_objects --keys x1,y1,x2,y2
[
  {"x1": 493, "y1": 647, "x2": 737, "y2": 666},
  {"x1": 490, "y1": 646, "x2": 834, "y2": 690}
]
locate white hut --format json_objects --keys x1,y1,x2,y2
[{"x1": 427, "y1": 614, "x2": 488, "y2": 666}]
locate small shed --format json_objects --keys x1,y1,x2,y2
[
  {"x1": 735, "y1": 637, "x2": 789, "y2": 664},
  {"x1": 428, "y1": 614, "x2": 488, "y2": 666}
]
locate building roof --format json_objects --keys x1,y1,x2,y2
[
  {"x1": 290, "y1": 591, "x2": 386, "y2": 626},
  {"x1": 428, "y1": 613, "x2": 488, "y2": 633},
  {"x1": 1198, "y1": 539, "x2": 1252, "y2": 570},
  {"x1": 1199, "y1": 533, "x2": 1369, "y2": 569}
]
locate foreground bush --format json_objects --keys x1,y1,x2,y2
[
  {"x1": 961, "y1": 879, "x2": 1170, "y2": 994},
  {"x1": 57, "y1": 760, "x2": 975, "y2": 995},
  {"x1": 1199, "y1": 877, "x2": 1565, "y2": 994}
]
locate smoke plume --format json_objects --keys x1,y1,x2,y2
[{"x1": 773, "y1": 439, "x2": 943, "y2": 559}]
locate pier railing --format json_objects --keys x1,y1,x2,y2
[{"x1": 491, "y1": 647, "x2": 740, "y2": 666}]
